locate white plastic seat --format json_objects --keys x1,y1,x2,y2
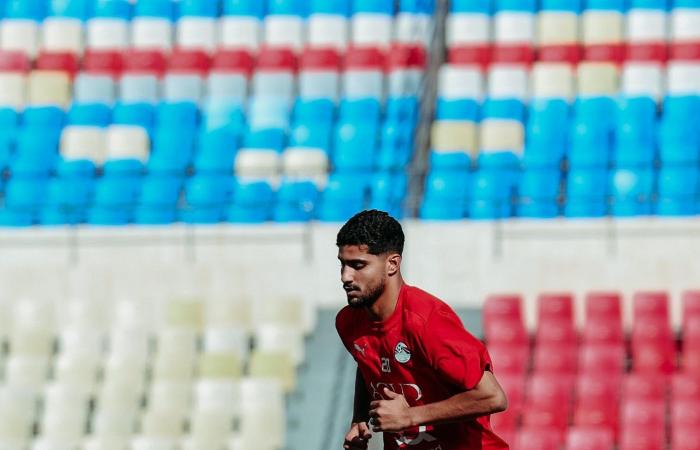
[
  {"x1": 577, "y1": 62, "x2": 620, "y2": 97},
  {"x1": 252, "y1": 72, "x2": 296, "y2": 103},
  {"x1": 446, "y1": 13, "x2": 490, "y2": 48},
  {"x1": 0, "y1": 73, "x2": 26, "y2": 108},
  {"x1": 96, "y1": 379, "x2": 143, "y2": 415},
  {"x1": 582, "y1": 11, "x2": 624, "y2": 45},
  {"x1": 193, "y1": 380, "x2": 240, "y2": 418},
  {"x1": 188, "y1": 411, "x2": 231, "y2": 441},
  {"x1": 531, "y1": 63, "x2": 574, "y2": 100},
  {"x1": 254, "y1": 324, "x2": 305, "y2": 366},
  {"x1": 0, "y1": 19, "x2": 39, "y2": 57},
  {"x1": 494, "y1": 12, "x2": 535, "y2": 44},
  {"x1": 234, "y1": 150, "x2": 280, "y2": 178},
  {"x1": 163, "y1": 74, "x2": 204, "y2": 104},
  {"x1": 40, "y1": 408, "x2": 89, "y2": 443},
  {"x1": 90, "y1": 407, "x2": 138, "y2": 439},
  {"x1": 176, "y1": 17, "x2": 217, "y2": 53},
  {"x1": 130, "y1": 436, "x2": 178, "y2": 450},
  {"x1": 342, "y1": 70, "x2": 384, "y2": 100},
  {"x1": 5, "y1": 356, "x2": 49, "y2": 392},
  {"x1": 44, "y1": 383, "x2": 91, "y2": 417},
  {"x1": 281, "y1": 147, "x2": 329, "y2": 181},
  {"x1": 41, "y1": 18, "x2": 83, "y2": 54},
  {"x1": 252, "y1": 296, "x2": 312, "y2": 332},
  {"x1": 307, "y1": 14, "x2": 348, "y2": 50},
  {"x1": 83, "y1": 437, "x2": 130, "y2": 450},
  {"x1": 622, "y1": 63, "x2": 664, "y2": 99},
  {"x1": 204, "y1": 300, "x2": 252, "y2": 329},
  {"x1": 140, "y1": 410, "x2": 186, "y2": 438},
  {"x1": 160, "y1": 299, "x2": 204, "y2": 331},
  {"x1": 388, "y1": 67, "x2": 423, "y2": 98},
  {"x1": 264, "y1": 15, "x2": 304, "y2": 51},
  {"x1": 0, "y1": 386, "x2": 38, "y2": 425},
  {"x1": 438, "y1": 65, "x2": 484, "y2": 100},
  {"x1": 86, "y1": 18, "x2": 130, "y2": 50},
  {"x1": 537, "y1": 12, "x2": 579, "y2": 46},
  {"x1": 219, "y1": 17, "x2": 261, "y2": 51},
  {"x1": 351, "y1": 13, "x2": 393, "y2": 48},
  {"x1": 203, "y1": 326, "x2": 250, "y2": 360},
  {"x1": 431, "y1": 121, "x2": 478, "y2": 155},
  {"x1": 394, "y1": 12, "x2": 432, "y2": 46},
  {"x1": 74, "y1": 74, "x2": 117, "y2": 104},
  {"x1": 30, "y1": 438, "x2": 78, "y2": 450},
  {"x1": 671, "y1": 8, "x2": 700, "y2": 42},
  {"x1": 131, "y1": 18, "x2": 172, "y2": 51},
  {"x1": 181, "y1": 436, "x2": 227, "y2": 450},
  {"x1": 299, "y1": 70, "x2": 340, "y2": 101},
  {"x1": 152, "y1": 351, "x2": 195, "y2": 382},
  {"x1": 102, "y1": 354, "x2": 148, "y2": 393},
  {"x1": 488, "y1": 65, "x2": 529, "y2": 101},
  {"x1": 53, "y1": 353, "x2": 101, "y2": 391},
  {"x1": 627, "y1": 9, "x2": 667, "y2": 42},
  {"x1": 28, "y1": 71, "x2": 71, "y2": 107},
  {"x1": 148, "y1": 381, "x2": 192, "y2": 415},
  {"x1": 480, "y1": 120, "x2": 525, "y2": 154},
  {"x1": 112, "y1": 298, "x2": 156, "y2": 334},
  {"x1": 156, "y1": 328, "x2": 198, "y2": 356},
  {"x1": 105, "y1": 125, "x2": 150, "y2": 162},
  {"x1": 60, "y1": 126, "x2": 107, "y2": 164},
  {"x1": 9, "y1": 328, "x2": 53, "y2": 357},
  {"x1": 0, "y1": 410, "x2": 34, "y2": 441},
  {"x1": 667, "y1": 61, "x2": 700, "y2": 95},
  {"x1": 207, "y1": 73, "x2": 248, "y2": 104},
  {"x1": 238, "y1": 378, "x2": 285, "y2": 449},
  {"x1": 119, "y1": 74, "x2": 160, "y2": 104}
]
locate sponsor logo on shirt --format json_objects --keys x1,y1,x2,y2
[
  {"x1": 354, "y1": 343, "x2": 366, "y2": 357},
  {"x1": 395, "y1": 341, "x2": 411, "y2": 363}
]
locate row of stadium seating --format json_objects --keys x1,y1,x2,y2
[
  {"x1": 486, "y1": 291, "x2": 700, "y2": 450},
  {"x1": 0, "y1": 0, "x2": 434, "y2": 58},
  {"x1": 0, "y1": 294, "x2": 312, "y2": 450}
]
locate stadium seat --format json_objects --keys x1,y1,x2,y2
[
  {"x1": 227, "y1": 180, "x2": 275, "y2": 223},
  {"x1": 317, "y1": 173, "x2": 369, "y2": 222},
  {"x1": 566, "y1": 427, "x2": 615, "y2": 450},
  {"x1": 420, "y1": 170, "x2": 470, "y2": 220},
  {"x1": 0, "y1": 178, "x2": 48, "y2": 226},
  {"x1": 609, "y1": 168, "x2": 654, "y2": 216},
  {"x1": 181, "y1": 175, "x2": 233, "y2": 224},
  {"x1": 88, "y1": 176, "x2": 141, "y2": 225},
  {"x1": 134, "y1": 176, "x2": 182, "y2": 225}
]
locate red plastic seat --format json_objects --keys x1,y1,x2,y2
[
  {"x1": 36, "y1": 51, "x2": 80, "y2": 77},
  {"x1": 585, "y1": 292, "x2": 622, "y2": 323},
  {"x1": 573, "y1": 375, "x2": 620, "y2": 436},
  {"x1": 579, "y1": 344, "x2": 626, "y2": 375},
  {"x1": 566, "y1": 427, "x2": 614, "y2": 450},
  {"x1": 447, "y1": 44, "x2": 492, "y2": 69},
  {"x1": 684, "y1": 316, "x2": 700, "y2": 347},
  {"x1": 670, "y1": 42, "x2": 700, "y2": 61},
  {"x1": 521, "y1": 403, "x2": 569, "y2": 432},
  {"x1": 388, "y1": 44, "x2": 427, "y2": 71},
  {"x1": 585, "y1": 43, "x2": 626, "y2": 64},
  {"x1": 483, "y1": 320, "x2": 529, "y2": 349},
  {"x1": 621, "y1": 399, "x2": 666, "y2": 432},
  {"x1": 634, "y1": 291, "x2": 670, "y2": 324},
  {"x1": 83, "y1": 50, "x2": 124, "y2": 78},
  {"x1": 491, "y1": 404, "x2": 520, "y2": 435},
  {"x1": 683, "y1": 343, "x2": 700, "y2": 374},
  {"x1": 672, "y1": 426, "x2": 700, "y2": 450},
  {"x1": 672, "y1": 399, "x2": 700, "y2": 429},
  {"x1": 211, "y1": 49, "x2": 255, "y2": 76},
  {"x1": 487, "y1": 344, "x2": 529, "y2": 377},
  {"x1": 536, "y1": 320, "x2": 578, "y2": 347},
  {"x1": 582, "y1": 318, "x2": 624, "y2": 346},
  {"x1": 499, "y1": 374, "x2": 525, "y2": 410},
  {"x1": 0, "y1": 51, "x2": 30, "y2": 72},
  {"x1": 526, "y1": 374, "x2": 572, "y2": 410},
  {"x1": 672, "y1": 373, "x2": 700, "y2": 401},
  {"x1": 538, "y1": 44, "x2": 582, "y2": 64},
  {"x1": 538, "y1": 292, "x2": 574, "y2": 325},
  {"x1": 623, "y1": 373, "x2": 666, "y2": 401},
  {"x1": 533, "y1": 344, "x2": 577, "y2": 376},
  {"x1": 513, "y1": 427, "x2": 562, "y2": 450},
  {"x1": 626, "y1": 43, "x2": 668, "y2": 63},
  {"x1": 169, "y1": 49, "x2": 211, "y2": 76},
  {"x1": 632, "y1": 318, "x2": 676, "y2": 374},
  {"x1": 123, "y1": 50, "x2": 168, "y2": 76},
  {"x1": 619, "y1": 427, "x2": 666, "y2": 450},
  {"x1": 484, "y1": 294, "x2": 524, "y2": 325},
  {"x1": 300, "y1": 47, "x2": 341, "y2": 71},
  {"x1": 344, "y1": 46, "x2": 385, "y2": 71},
  {"x1": 683, "y1": 291, "x2": 700, "y2": 329},
  {"x1": 491, "y1": 44, "x2": 535, "y2": 65}
]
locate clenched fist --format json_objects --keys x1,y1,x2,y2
[
  {"x1": 368, "y1": 388, "x2": 414, "y2": 433},
  {"x1": 344, "y1": 421, "x2": 372, "y2": 449}
]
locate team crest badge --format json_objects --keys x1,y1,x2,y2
[{"x1": 394, "y1": 342, "x2": 411, "y2": 363}]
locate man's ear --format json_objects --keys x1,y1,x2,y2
[{"x1": 386, "y1": 253, "x2": 401, "y2": 276}]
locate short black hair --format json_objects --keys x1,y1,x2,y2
[{"x1": 336, "y1": 210, "x2": 404, "y2": 255}]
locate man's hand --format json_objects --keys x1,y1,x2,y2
[
  {"x1": 368, "y1": 388, "x2": 414, "y2": 432},
  {"x1": 343, "y1": 421, "x2": 372, "y2": 449}
]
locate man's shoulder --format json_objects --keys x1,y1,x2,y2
[
  {"x1": 335, "y1": 305, "x2": 360, "y2": 335},
  {"x1": 402, "y1": 285, "x2": 455, "y2": 327}
]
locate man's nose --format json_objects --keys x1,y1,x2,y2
[{"x1": 341, "y1": 266, "x2": 353, "y2": 283}]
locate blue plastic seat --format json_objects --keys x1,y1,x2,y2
[
  {"x1": 156, "y1": 102, "x2": 199, "y2": 131},
  {"x1": 202, "y1": 99, "x2": 246, "y2": 135},
  {"x1": 222, "y1": 0, "x2": 266, "y2": 16},
  {"x1": 525, "y1": 100, "x2": 569, "y2": 168},
  {"x1": 11, "y1": 132, "x2": 59, "y2": 177},
  {"x1": 317, "y1": 173, "x2": 369, "y2": 222},
  {"x1": 4, "y1": 0, "x2": 46, "y2": 19},
  {"x1": 629, "y1": 0, "x2": 666, "y2": 8},
  {"x1": 663, "y1": 96, "x2": 700, "y2": 123},
  {"x1": 48, "y1": 0, "x2": 90, "y2": 19},
  {"x1": 227, "y1": 180, "x2": 275, "y2": 223},
  {"x1": 333, "y1": 122, "x2": 378, "y2": 170},
  {"x1": 248, "y1": 96, "x2": 290, "y2": 131},
  {"x1": 134, "y1": 175, "x2": 182, "y2": 224},
  {"x1": 179, "y1": 0, "x2": 218, "y2": 17},
  {"x1": 0, "y1": 178, "x2": 47, "y2": 226},
  {"x1": 309, "y1": 0, "x2": 351, "y2": 15},
  {"x1": 56, "y1": 159, "x2": 97, "y2": 178},
  {"x1": 387, "y1": 97, "x2": 419, "y2": 125},
  {"x1": 268, "y1": 0, "x2": 308, "y2": 15},
  {"x1": 518, "y1": 168, "x2": 561, "y2": 200},
  {"x1": 353, "y1": 0, "x2": 394, "y2": 13},
  {"x1": 516, "y1": 200, "x2": 560, "y2": 218},
  {"x1": 469, "y1": 168, "x2": 516, "y2": 219},
  {"x1": 0, "y1": 108, "x2": 19, "y2": 133},
  {"x1": 377, "y1": 121, "x2": 413, "y2": 170},
  {"x1": 496, "y1": 0, "x2": 537, "y2": 11},
  {"x1": 103, "y1": 159, "x2": 145, "y2": 176},
  {"x1": 435, "y1": 98, "x2": 479, "y2": 121},
  {"x1": 564, "y1": 168, "x2": 608, "y2": 217},
  {"x1": 113, "y1": 102, "x2": 156, "y2": 130},
  {"x1": 609, "y1": 168, "x2": 655, "y2": 216},
  {"x1": 40, "y1": 178, "x2": 93, "y2": 225},
  {"x1": 658, "y1": 167, "x2": 698, "y2": 197},
  {"x1": 477, "y1": 152, "x2": 520, "y2": 169},
  {"x1": 615, "y1": 97, "x2": 657, "y2": 149},
  {"x1": 273, "y1": 180, "x2": 319, "y2": 222},
  {"x1": 419, "y1": 170, "x2": 469, "y2": 220},
  {"x1": 429, "y1": 151, "x2": 471, "y2": 170},
  {"x1": 481, "y1": 99, "x2": 526, "y2": 122},
  {"x1": 88, "y1": 176, "x2": 141, "y2": 225},
  {"x1": 369, "y1": 171, "x2": 407, "y2": 218},
  {"x1": 68, "y1": 103, "x2": 112, "y2": 127},
  {"x1": 541, "y1": 0, "x2": 581, "y2": 11},
  {"x1": 194, "y1": 129, "x2": 238, "y2": 173},
  {"x1": 574, "y1": 97, "x2": 617, "y2": 133},
  {"x1": 0, "y1": 136, "x2": 13, "y2": 171},
  {"x1": 290, "y1": 123, "x2": 332, "y2": 150},
  {"x1": 339, "y1": 98, "x2": 381, "y2": 125},
  {"x1": 658, "y1": 118, "x2": 700, "y2": 164},
  {"x1": 148, "y1": 129, "x2": 196, "y2": 174},
  {"x1": 180, "y1": 175, "x2": 233, "y2": 224},
  {"x1": 586, "y1": 0, "x2": 625, "y2": 11},
  {"x1": 613, "y1": 143, "x2": 655, "y2": 167},
  {"x1": 134, "y1": 0, "x2": 175, "y2": 19},
  {"x1": 568, "y1": 118, "x2": 612, "y2": 168},
  {"x1": 293, "y1": 99, "x2": 335, "y2": 126},
  {"x1": 23, "y1": 106, "x2": 65, "y2": 133},
  {"x1": 91, "y1": 0, "x2": 132, "y2": 18},
  {"x1": 243, "y1": 128, "x2": 286, "y2": 152}
]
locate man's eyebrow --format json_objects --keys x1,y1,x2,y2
[{"x1": 338, "y1": 257, "x2": 369, "y2": 263}]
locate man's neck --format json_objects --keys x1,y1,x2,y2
[{"x1": 366, "y1": 277, "x2": 405, "y2": 322}]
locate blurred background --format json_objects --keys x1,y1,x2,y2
[{"x1": 0, "y1": 0, "x2": 699, "y2": 449}]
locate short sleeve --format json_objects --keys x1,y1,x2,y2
[{"x1": 417, "y1": 306, "x2": 491, "y2": 391}]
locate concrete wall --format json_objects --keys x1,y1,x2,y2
[{"x1": 1, "y1": 218, "x2": 699, "y2": 329}]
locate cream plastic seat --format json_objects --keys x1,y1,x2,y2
[
  {"x1": 431, "y1": 121, "x2": 478, "y2": 156},
  {"x1": 264, "y1": 15, "x2": 304, "y2": 51},
  {"x1": 0, "y1": 73, "x2": 26, "y2": 108},
  {"x1": 537, "y1": 11, "x2": 579, "y2": 46},
  {"x1": 247, "y1": 350, "x2": 296, "y2": 393},
  {"x1": 105, "y1": 126, "x2": 150, "y2": 163},
  {"x1": 531, "y1": 63, "x2": 575, "y2": 101},
  {"x1": 60, "y1": 127, "x2": 107, "y2": 165},
  {"x1": 148, "y1": 381, "x2": 192, "y2": 416},
  {"x1": 577, "y1": 62, "x2": 620, "y2": 97},
  {"x1": 28, "y1": 71, "x2": 71, "y2": 107}
]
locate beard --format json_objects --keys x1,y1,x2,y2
[{"x1": 346, "y1": 277, "x2": 386, "y2": 309}]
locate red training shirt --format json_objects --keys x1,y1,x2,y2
[{"x1": 336, "y1": 284, "x2": 509, "y2": 450}]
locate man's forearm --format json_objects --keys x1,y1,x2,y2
[{"x1": 352, "y1": 368, "x2": 371, "y2": 423}]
